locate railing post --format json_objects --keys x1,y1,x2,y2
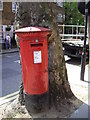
[{"x1": 72, "y1": 25, "x2": 73, "y2": 39}]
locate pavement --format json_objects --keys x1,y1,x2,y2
[
  {"x1": 0, "y1": 48, "x2": 89, "y2": 119},
  {"x1": 65, "y1": 55, "x2": 89, "y2": 119}
]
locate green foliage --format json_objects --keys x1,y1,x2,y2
[{"x1": 64, "y1": 2, "x2": 84, "y2": 25}]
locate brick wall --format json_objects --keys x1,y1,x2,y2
[{"x1": 2, "y1": 2, "x2": 15, "y2": 25}]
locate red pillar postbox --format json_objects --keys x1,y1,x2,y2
[{"x1": 15, "y1": 27, "x2": 50, "y2": 111}]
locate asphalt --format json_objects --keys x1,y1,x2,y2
[{"x1": 0, "y1": 48, "x2": 89, "y2": 119}]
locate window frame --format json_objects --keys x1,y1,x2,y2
[
  {"x1": 12, "y1": 2, "x2": 16, "y2": 13},
  {"x1": 0, "y1": 0, "x2": 3, "y2": 11}
]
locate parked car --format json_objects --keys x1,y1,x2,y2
[{"x1": 62, "y1": 39, "x2": 89, "y2": 59}]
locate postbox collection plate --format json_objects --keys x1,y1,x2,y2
[{"x1": 34, "y1": 51, "x2": 42, "y2": 64}]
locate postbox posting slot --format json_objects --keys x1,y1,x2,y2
[{"x1": 31, "y1": 43, "x2": 43, "y2": 47}]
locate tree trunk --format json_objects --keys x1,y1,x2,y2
[
  {"x1": 15, "y1": 2, "x2": 73, "y2": 108},
  {"x1": 48, "y1": 25, "x2": 73, "y2": 107}
]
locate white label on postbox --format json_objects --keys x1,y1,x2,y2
[{"x1": 34, "y1": 51, "x2": 42, "y2": 64}]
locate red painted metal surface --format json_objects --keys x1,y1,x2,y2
[{"x1": 15, "y1": 27, "x2": 50, "y2": 95}]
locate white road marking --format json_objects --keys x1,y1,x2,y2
[
  {"x1": 0, "y1": 91, "x2": 19, "y2": 106},
  {"x1": 14, "y1": 60, "x2": 20, "y2": 64},
  {"x1": 6, "y1": 55, "x2": 12, "y2": 58},
  {"x1": 0, "y1": 96, "x2": 18, "y2": 106}
]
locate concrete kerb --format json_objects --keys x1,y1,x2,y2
[{"x1": 0, "y1": 48, "x2": 19, "y2": 55}]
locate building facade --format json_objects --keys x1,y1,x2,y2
[
  {"x1": 0, "y1": 1, "x2": 16, "y2": 49},
  {"x1": 2, "y1": 2, "x2": 15, "y2": 25}
]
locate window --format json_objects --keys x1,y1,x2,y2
[
  {"x1": 0, "y1": 0, "x2": 3, "y2": 11},
  {"x1": 12, "y1": 2, "x2": 16, "y2": 13},
  {"x1": 57, "y1": 1, "x2": 63, "y2": 7}
]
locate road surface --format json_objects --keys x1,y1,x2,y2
[{"x1": 2, "y1": 52, "x2": 22, "y2": 97}]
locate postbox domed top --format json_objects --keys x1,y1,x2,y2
[{"x1": 15, "y1": 26, "x2": 50, "y2": 33}]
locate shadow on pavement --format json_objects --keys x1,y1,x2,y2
[
  {"x1": 66, "y1": 58, "x2": 81, "y2": 66},
  {"x1": 66, "y1": 57, "x2": 89, "y2": 66}
]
